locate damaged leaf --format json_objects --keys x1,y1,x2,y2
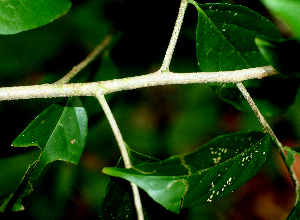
[{"x1": 103, "y1": 131, "x2": 271, "y2": 213}]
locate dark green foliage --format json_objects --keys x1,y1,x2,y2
[
  {"x1": 0, "y1": 0, "x2": 71, "y2": 34},
  {"x1": 287, "y1": 202, "x2": 300, "y2": 220},
  {"x1": 104, "y1": 131, "x2": 271, "y2": 213},
  {"x1": 260, "y1": 0, "x2": 300, "y2": 37},
  {"x1": 196, "y1": 4, "x2": 281, "y2": 72},
  {"x1": 100, "y1": 177, "x2": 138, "y2": 220},
  {"x1": 0, "y1": 0, "x2": 299, "y2": 219},
  {"x1": 255, "y1": 37, "x2": 300, "y2": 77},
  {"x1": 100, "y1": 148, "x2": 189, "y2": 219},
  {"x1": 0, "y1": 97, "x2": 87, "y2": 212},
  {"x1": 196, "y1": 3, "x2": 299, "y2": 116}
]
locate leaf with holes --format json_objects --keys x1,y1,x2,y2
[
  {"x1": 0, "y1": 97, "x2": 88, "y2": 212},
  {"x1": 195, "y1": 3, "x2": 300, "y2": 116},
  {"x1": 103, "y1": 131, "x2": 271, "y2": 214}
]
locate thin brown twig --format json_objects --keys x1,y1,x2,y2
[
  {"x1": 55, "y1": 33, "x2": 113, "y2": 84},
  {"x1": 236, "y1": 82, "x2": 300, "y2": 204}
]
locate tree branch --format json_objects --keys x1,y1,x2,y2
[{"x1": 0, "y1": 66, "x2": 277, "y2": 101}]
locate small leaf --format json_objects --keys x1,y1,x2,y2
[
  {"x1": 287, "y1": 146, "x2": 300, "y2": 155},
  {"x1": 12, "y1": 97, "x2": 88, "y2": 169},
  {"x1": 283, "y1": 146, "x2": 300, "y2": 166},
  {"x1": 287, "y1": 201, "x2": 300, "y2": 220},
  {"x1": 285, "y1": 141, "x2": 300, "y2": 220},
  {"x1": 1, "y1": 97, "x2": 88, "y2": 212},
  {"x1": 261, "y1": 0, "x2": 300, "y2": 37},
  {"x1": 255, "y1": 37, "x2": 300, "y2": 77},
  {"x1": 100, "y1": 149, "x2": 160, "y2": 220},
  {"x1": 100, "y1": 148, "x2": 189, "y2": 219},
  {"x1": 103, "y1": 131, "x2": 271, "y2": 213},
  {"x1": 0, "y1": 0, "x2": 71, "y2": 35},
  {"x1": 195, "y1": 3, "x2": 299, "y2": 116}
]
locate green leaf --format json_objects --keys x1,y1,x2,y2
[
  {"x1": 287, "y1": 146, "x2": 300, "y2": 155},
  {"x1": 276, "y1": 149, "x2": 300, "y2": 220},
  {"x1": 1, "y1": 97, "x2": 88, "y2": 212},
  {"x1": 287, "y1": 201, "x2": 300, "y2": 220},
  {"x1": 12, "y1": 97, "x2": 88, "y2": 169},
  {"x1": 100, "y1": 149, "x2": 160, "y2": 220},
  {"x1": 260, "y1": 0, "x2": 300, "y2": 37},
  {"x1": 101, "y1": 148, "x2": 189, "y2": 219},
  {"x1": 0, "y1": 0, "x2": 71, "y2": 35},
  {"x1": 283, "y1": 146, "x2": 300, "y2": 166},
  {"x1": 255, "y1": 37, "x2": 300, "y2": 77},
  {"x1": 0, "y1": 148, "x2": 39, "y2": 212},
  {"x1": 103, "y1": 131, "x2": 271, "y2": 214},
  {"x1": 195, "y1": 3, "x2": 299, "y2": 116},
  {"x1": 196, "y1": 3, "x2": 281, "y2": 72}
]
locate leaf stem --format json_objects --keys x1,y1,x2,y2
[
  {"x1": 188, "y1": 0, "x2": 201, "y2": 11},
  {"x1": 54, "y1": 32, "x2": 113, "y2": 84},
  {"x1": 96, "y1": 93, "x2": 144, "y2": 220},
  {"x1": 160, "y1": 0, "x2": 188, "y2": 72},
  {"x1": 236, "y1": 82, "x2": 300, "y2": 203}
]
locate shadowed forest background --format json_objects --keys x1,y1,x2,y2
[{"x1": 0, "y1": 0, "x2": 299, "y2": 219}]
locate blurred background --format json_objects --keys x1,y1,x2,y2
[{"x1": 0, "y1": 0, "x2": 299, "y2": 219}]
